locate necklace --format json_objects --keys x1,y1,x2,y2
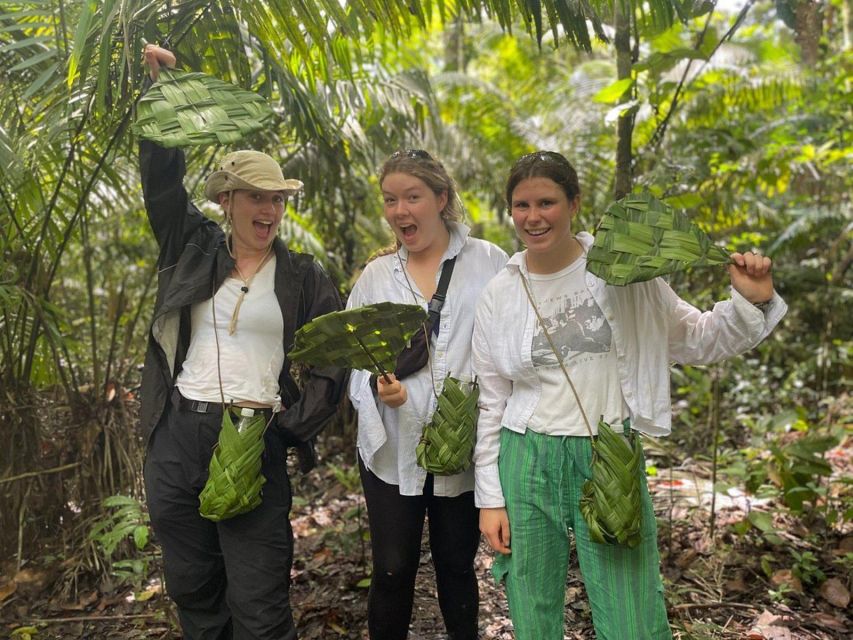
[{"x1": 226, "y1": 239, "x2": 273, "y2": 335}]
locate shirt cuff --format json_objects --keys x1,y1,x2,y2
[{"x1": 474, "y1": 463, "x2": 505, "y2": 508}]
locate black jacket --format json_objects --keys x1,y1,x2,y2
[{"x1": 138, "y1": 140, "x2": 347, "y2": 466}]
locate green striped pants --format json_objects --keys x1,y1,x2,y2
[{"x1": 493, "y1": 428, "x2": 671, "y2": 640}]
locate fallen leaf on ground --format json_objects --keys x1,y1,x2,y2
[
  {"x1": 808, "y1": 611, "x2": 848, "y2": 632},
  {"x1": 12, "y1": 568, "x2": 53, "y2": 597},
  {"x1": 770, "y1": 569, "x2": 803, "y2": 593},
  {"x1": 725, "y1": 574, "x2": 748, "y2": 593},
  {"x1": 0, "y1": 579, "x2": 17, "y2": 601},
  {"x1": 819, "y1": 577, "x2": 850, "y2": 608},
  {"x1": 135, "y1": 583, "x2": 162, "y2": 602},
  {"x1": 676, "y1": 548, "x2": 698, "y2": 568},
  {"x1": 60, "y1": 589, "x2": 99, "y2": 610}
]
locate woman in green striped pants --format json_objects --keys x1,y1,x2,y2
[{"x1": 471, "y1": 152, "x2": 786, "y2": 639}]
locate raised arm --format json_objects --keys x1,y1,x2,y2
[
  {"x1": 139, "y1": 45, "x2": 211, "y2": 262},
  {"x1": 665, "y1": 251, "x2": 786, "y2": 365}
]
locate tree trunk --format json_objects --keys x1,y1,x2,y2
[
  {"x1": 795, "y1": 0, "x2": 823, "y2": 65},
  {"x1": 614, "y1": 3, "x2": 634, "y2": 199}
]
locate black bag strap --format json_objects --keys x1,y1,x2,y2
[{"x1": 426, "y1": 256, "x2": 456, "y2": 337}]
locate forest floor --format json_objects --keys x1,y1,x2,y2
[{"x1": 1, "y1": 434, "x2": 850, "y2": 640}]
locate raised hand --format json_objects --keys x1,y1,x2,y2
[
  {"x1": 143, "y1": 43, "x2": 176, "y2": 81},
  {"x1": 728, "y1": 251, "x2": 774, "y2": 304}
]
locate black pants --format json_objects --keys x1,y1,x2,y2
[
  {"x1": 358, "y1": 456, "x2": 480, "y2": 640},
  {"x1": 144, "y1": 396, "x2": 296, "y2": 640}
]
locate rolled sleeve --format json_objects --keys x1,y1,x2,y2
[{"x1": 665, "y1": 280, "x2": 787, "y2": 366}]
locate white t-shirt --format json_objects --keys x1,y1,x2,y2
[
  {"x1": 176, "y1": 256, "x2": 285, "y2": 410},
  {"x1": 527, "y1": 256, "x2": 627, "y2": 435}
]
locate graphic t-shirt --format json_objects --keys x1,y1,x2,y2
[{"x1": 527, "y1": 256, "x2": 627, "y2": 435}]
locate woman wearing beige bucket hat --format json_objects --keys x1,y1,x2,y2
[{"x1": 139, "y1": 44, "x2": 347, "y2": 640}]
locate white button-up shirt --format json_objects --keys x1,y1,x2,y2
[
  {"x1": 348, "y1": 223, "x2": 508, "y2": 497},
  {"x1": 472, "y1": 232, "x2": 788, "y2": 508}
]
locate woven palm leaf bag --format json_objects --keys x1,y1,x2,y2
[{"x1": 416, "y1": 376, "x2": 480, "y2": 475}]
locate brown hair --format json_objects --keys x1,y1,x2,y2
[
  {"x1": 505, "y1": 151, "x2": 580, "y2": 207},
  {"x1": 379, "y1": 149, "x2": 464, "y2": 223}
]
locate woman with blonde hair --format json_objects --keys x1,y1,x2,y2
[{"x1": 348, "y1": 149, "x2": 508, "y2": 639}]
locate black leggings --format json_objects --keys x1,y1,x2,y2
[{"x1": 358, "y1": 456, "x2": 480, "y2": 640}]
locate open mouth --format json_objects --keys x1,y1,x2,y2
[
  {"x1": 399, "y1": 224, "x2": 418, "y2": 241},
  {"x1": 253, "y1": 220, "x2": 274, "y2": 238}
]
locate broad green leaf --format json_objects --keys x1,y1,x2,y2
[
  {"x1": 593, "y1": 78, "x2": 634, "y2": 104},
  {"x1": 747, "y1": 510, "x2": 775, "y2": 533}
]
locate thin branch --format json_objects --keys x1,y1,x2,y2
[
  {"x1": 7, "y1": 613, "x2": 162, "y2": 624},
  {"x1": 672, "y1": 601, "x2": 759, "y2": 611},
  {"x1": 0, "y1": 462, "x2": 82, "y2": 485},
  {"x1": 647, "y1": 0, "x2": 719, "y2": 152}
]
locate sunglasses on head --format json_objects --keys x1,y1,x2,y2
[
  {"x1": 516, "y1": 150, "x2": 570, "y2": 166},
  {"x1": 390, "y1": 148, "x2": 434, "y2": 161}
]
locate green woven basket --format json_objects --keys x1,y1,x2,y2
[
  {"x1": 199, "y1": 410, "x2": 267, "y2": 522},
  {"x1": 416, "y1": 376, "x2": 480, "y2": 476},
  {"x1": 579, "y1": 420, "x2": 643, "y2": 548},
  {"x1": 587, "y1": 192, "x2": 731, "y2": 286},
  {"x1": 133, "y1": 69, "x2": 274, "y2": 148},
  {"x1": 289, "y1": 302, "x2": 427, "y2": 377}
]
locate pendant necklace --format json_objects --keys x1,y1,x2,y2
[{"x1": 226, "y1": 238, "x2": 272, "y2": 335}]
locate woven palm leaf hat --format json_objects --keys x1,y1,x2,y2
[{"x1": 204, "y1": 151, "x2": 304, "y2": 202}]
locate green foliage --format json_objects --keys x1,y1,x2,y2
[
  {"x1": 1, "y1": 0, "x2": 850, "y2": 601},
  {"x1": 327, "y1": 462, "x2": 362, "y2": 493},
  {"x1": 88, "y1": 494, "x2": 151, "y2": 588},
  {"x1": 790, "y1": 549, "x2": 825, "y2": 585}
]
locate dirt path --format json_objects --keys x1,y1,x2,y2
[{"x1": 2, "y1": 444, "x2": 848, "y2": 639}]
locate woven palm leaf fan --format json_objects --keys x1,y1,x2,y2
[
  {"x1": 579, "y1": 420, "x2": 644, "y2": 548},
  {"x1": 133, "y1": 69, "x2": 274, "y2": 148},
  {"x1": 416, "y1": 376, "x2": 479, "y2": 475},
  {"x1": 587, "y1": 192, "x2": 731, "y2": 286},
  {"x1": 289, "y1": 302, "x2": 427, "y2": 379},
  {"x1": 199, "y1": 410, "x2": 267, "y2": 522}
]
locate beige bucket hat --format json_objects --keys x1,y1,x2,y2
[{"x1": 204, "y1": 150, "x2": 304, "y2": 202}]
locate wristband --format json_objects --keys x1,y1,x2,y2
[{"x1": 752, "y1": 299, "x2": 772, "y2": 313}]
